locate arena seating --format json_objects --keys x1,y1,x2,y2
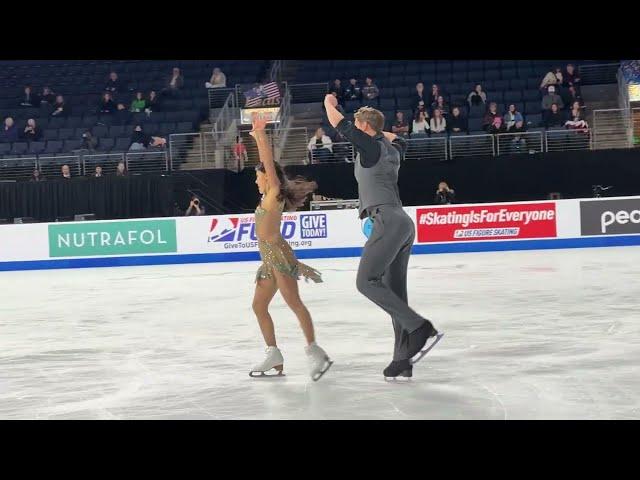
[
  {"x1": 295, "y1": 59, "x2": 602, "y2": 132},
  {"x1": 0, "y1": 60, "x2": 266, "y2": 158}
]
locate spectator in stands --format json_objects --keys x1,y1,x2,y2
[
  {"x1": 486, "y1": 116, "x2": 505, "y2": 135},
  {"x1": 509, "y1": 119, "x2": 528, "y2": 153},
  {"x1": 114, "y1": 103, "x2": 131, "y2": 125},
  {"x1": 27, "y1": 120, "x2": 41, "y2": 142},
  {"x1": 434, "y1": 181, "x2": 455, "y2": 205},
  {"x1": 307, "y1": 127, "x2": 333, "y2": 163},
  {"x1": 329, "y1": 79, "x2": 345, "y2": 105},
  {"x1": 164, "y1": 67, "x2": 184, "y2": 95},
  {"x1": 185, "y1": 195, "x2": 205, "y2": 216},
  {"x1": 21, "y1": 86, "x2": 39, "y2": 107},
  {"x1": 563, "y1": 63, "x2": 582, "y2": 104},
  {"x1": 391, "y1": 111, "x2": 409, "y2": 137},
  {"x1": 22, "y1": 119, "x2": 42, "y2": 142},
  {"x1": 565, "y1": 103, "x2": 589, "y2": 130},
  {"x1": 540, "y1": 67, "x2": 563, "y2": 90},
  {"x1": 542, "y1": 85, "x2": 564, "y2": 111},
  {"x1": 430, "y1": 108, "x2": 447, "y2": 134},
  {"x1": 51, "y1": 95, "x2": 68, "y2": 117},
  {"x1": 105, "y1": 71, "x2": 125, "y2": 95},
  {"x1": 433, "y1": 95, "x2": 448, "y2": 116},
  {"x1": 148, "y1": 136, "x2": 167, "y2": 149},
  {"x1": 30, "y1": 169, "x2": 45, "y2": 182},
  {"x1": 1, "y1": 117, "x2": 19, "y2": 143},
  {"x1": 146, "y1": 90, "x2": 160, "y2": 113},
  {"x1": 39, "y1": 86, "x2": 55, "y2": 107},
  {"x1": 129, "y1": 125, "x2": 149, "y2": 150},
  {"x1": 344, "y1": 78, "x2": 362, "y2": 101},
  {"x1": 543, "y1": 103, "x2": 565, "y2": 128},
  {"x1": 504, "y1": 104, "x2": 524, "y2": 131},
  {"x1": 116, "y1": 161, "x2": 127, "y2": 176},
  {"x1": 130, "y1": 91, "x2": 147, "y2": 113},
  {"x1": 99, "y1": 92, "x2": 117, "y2": 114},
  {"x1": 80, "y1": 130, "x2": 98, "y2": 151},
  {"x1": 447, "y1": 106, "x2": 468, "y2": 134},
  {"x1": 411, "y1": 111, "x2": 430, "y2": 136},
  {"x1": 467, "y1": 84, "x2": 487, "y2": 108},
  {"x1": 232, "y1": 135, "x2": 248, "y2": 171},
  {"x1": 362, "y1": 77, "x2": 379, "y2": 102},
  {"x1": 412, "y1": 82, "x2": 428, "y2": 114},
  {"x1": 94, "y1": 166, "x2": 103, "y2": 178},
  {"x1": 61, "y1": 164, "x2": 72, "y2": 179},
  {"x1": 206, "y1": 67, "x2": 227, "y2": 89},
  {"x1": 429, "y1": 84, "x2": 442, "y2": 108},
  {"x1": 482, "y1": 102, "x2": 501, "y2": 132}
]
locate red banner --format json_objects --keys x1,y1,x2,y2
[{"x1": 416, "y1": 203, "x2": 557, "y2": 243}]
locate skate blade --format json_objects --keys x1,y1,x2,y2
[
  {"x1": 311, "y1": 360, "x2": 333, "y2": 382},
  {"x1": 384, "y1": 376, "x2": 413, "y2": 383},
  {"x1": 409, "y1": 333, "x2": 444, "y2": 365},
  {"x1": 249, "y1": 369, "x2": 285, "y2": 378}
]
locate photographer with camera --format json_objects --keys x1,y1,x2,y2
[
  {"x1": 435, "y1": 181, "x2": 455, "y2": 205},
  {"x1": 185, "y1": 195, "x2": 206, "y2": 216}
]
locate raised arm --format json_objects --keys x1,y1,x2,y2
[
  {"x1": 324, "y1": 94, "x2": 344, "y2": 128},
  {"x1": 250, "y1": 113, "x2": 280, "y2": 190}
]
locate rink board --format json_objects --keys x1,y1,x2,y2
[{"x1": 2, "y1": 196, "x2": 640, "y2": 271}]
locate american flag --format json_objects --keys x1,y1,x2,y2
[{"x1": 244, "y1": 82, "x2": 281, "y2": 108}]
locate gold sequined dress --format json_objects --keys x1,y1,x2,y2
[{"x1": 255, "y1": 202, "x2": 322, "y2": 284}]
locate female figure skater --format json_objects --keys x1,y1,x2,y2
[{"x1": 248, "y1": 114, "x2": 333, "y2": 381}]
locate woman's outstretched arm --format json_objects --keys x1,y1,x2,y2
[{"x1": 250, "y1": 114, "x2": 280, "y2": 190}]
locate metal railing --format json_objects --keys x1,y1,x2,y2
[
  {"x1": 278, "y1": 127, "x2": 310, "y2": 166},
  {"x1": 125, "y1": 150, "x2": 169, "y2": 174},
  {"x1": 545, "y1": 128, "x2": 591, "y2": 152},
  {"x1": 37, "y1": 155, "x2": 82, "y2": 178},
  {"x1": 405, "y1": 136, "x2": 448, "y2": 162},
  {"x1": 618, "y1": 65, "x2": 630, "y2": 110},
  {"x1": 496, "y1": 131, "x2": 544, "y2": 155},
  {"x1": 592, "y1": 108, "x2": 632, "y2": 150},
  {"x1": 579, "y1": 63, "x2": 620, "y2": 85},
  {"x1": 207, "y1": 87, "x2": 236, "y2": 110},
  {"x1": 169, "y1": 132, "x2": 203, "y2": 169},
  {"x1": 212, "y1": 92, "x2": 237, "y2": 141},
  {"x1": 449, "y1": 133, "x2": 495, "y2": 158},
  {"x1": 83, "y1": 153, "x2": 125, "y2": 175},
  {"x1": 287, "y1": 82, "x2": 329, "y2": 104},
  {"x1": 0, "y1": 157, "x2": 38, "y2": 181},
  {"x1": 269, "y1": 60, "x2": 283, "y2": 83}
]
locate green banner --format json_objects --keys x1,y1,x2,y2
[{"x1": 48, "y1": 219, "x2": 177, "y2": 257}]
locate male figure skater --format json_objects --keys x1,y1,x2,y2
[{"x1": 324, "y1": 94, "x2": 443, "y2": 379}]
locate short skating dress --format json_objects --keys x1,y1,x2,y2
[{"x1": 255, "y1": 201, "x2": 322, "y2": 284}]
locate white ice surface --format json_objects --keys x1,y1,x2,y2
[{"x1": 1, "y1": 246, "x2": 640, "y2": 420}]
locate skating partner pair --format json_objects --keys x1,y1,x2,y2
[{"x1": 248, "y1": 97, "x2": 443, "y2": 381}]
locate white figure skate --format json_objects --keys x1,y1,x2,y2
[
  {"x1": 305, "y1": 342, "x2": 333, "y2": 382},
  {"x1": 249, "y1": 346, "x2": 285, "y2": 377}
]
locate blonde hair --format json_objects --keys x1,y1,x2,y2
[{"x1": 354, "y1": 106, "x2": 385, "y2": 133}]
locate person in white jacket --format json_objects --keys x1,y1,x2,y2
[{"x1": 307, "y1": 128, "x2": 333, "y2": 163}]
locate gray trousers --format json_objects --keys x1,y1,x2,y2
[{"x1": 356, "y1": 205, "x2": 427, "y2": 360}]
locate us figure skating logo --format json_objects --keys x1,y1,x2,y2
[{"x1": 208, "y1": 217, "x2": 241, "y2": 242}]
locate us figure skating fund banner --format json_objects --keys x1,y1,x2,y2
[
  {"x1": 416, "y1": 202, "x2": 558, "y2": 242},
  {"x1": 177, "y1": 209, "x2": 366, "y2": 254}
]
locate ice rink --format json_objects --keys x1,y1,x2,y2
[{"x1": 1, "y1": 246, "x2": 639, "y2": 420}]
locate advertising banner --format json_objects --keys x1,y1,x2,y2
[
  {"x1": 416, "y1": 202, "x2": 557, "y2": 243},
  {"x1": 580, "y1": 198, "x2": 640, "y2": 236},
  {"x1": 48, "y1": 219, "x2": 177, "y2": 257}
]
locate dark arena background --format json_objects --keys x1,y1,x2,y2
[{"x1": 1, "y1": 58, "x2": 640, "y2": 420}]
